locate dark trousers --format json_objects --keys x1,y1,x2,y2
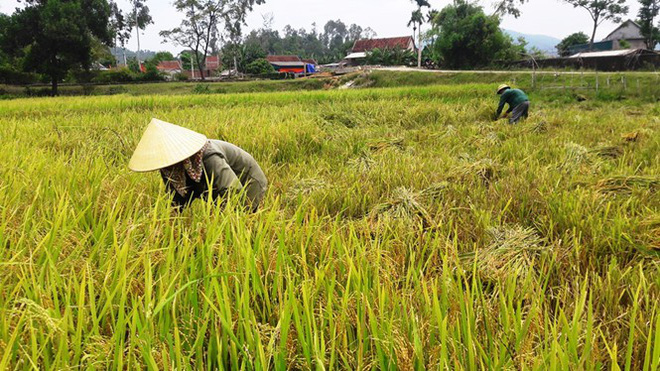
[{"x1": 509, "y1": 101, "x2": 530, "y2": 124}]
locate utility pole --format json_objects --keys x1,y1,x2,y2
[
  {"x1": 417, "y1": 21, "x2": 422, "y2": 68},
  {"x1": 191, "y1": 53, "x2": 195, "y2": 79},
  {"x1": 134, "y1": 4, "x2": 141, "y2": 71}
]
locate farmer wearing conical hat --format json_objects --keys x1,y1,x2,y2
[
  {"x1": 495, "y1": 84, "x2": 530, "y2": 124},
  {"x1": 129, "y1": 118, "x2": 268, "y2": 211}
]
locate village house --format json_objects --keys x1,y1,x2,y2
[
  {"x1": 204, "y1": 56, "x2": 221, "y2": 75},
  {"x1": 603, "y1": 20, "x2": 647, "y2": 50},
  {"x1": 156, "y1": 60, "x2": 183, "y2": 80},
  {"x1": 172, "y1": 55, "x2": 222, "y2": 79},
  {"x1": 569, "y1": 20, "x2": 649, "y2": 54},
  {"x1": 344, "y1": 36, "x2": 416, "y2": 65}
]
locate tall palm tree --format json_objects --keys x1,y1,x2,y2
[
  {"x1": 407, "y1": 9, "x2": 423, "y2": 42},
  {"x1": 407, "y1": 0, "x2": 430, "y2": 68}
]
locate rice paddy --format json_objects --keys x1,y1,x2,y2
[{"x1": 0, "y1": 72, "x2": 659, "y2": 369}]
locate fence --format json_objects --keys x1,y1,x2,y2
[
  {"x1": 509, "y1": 52, "x2": 660, "y2": 72},
  {"x1": 503, "y1": 70, "x2": 660, "y2": 100}
]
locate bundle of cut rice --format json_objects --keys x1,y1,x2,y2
[
  {"x1": 459, "y1": 225, "x2": 553, "y2": 282},
  {"x1": 596, "y1": 176, "x2": 659, "y2": 194}
]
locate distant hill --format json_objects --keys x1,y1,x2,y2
[
  {"x1": 503, "y1": 30, "x2": 561, "y2": 56},
  {"x1": 110, "y1": 47, "x2": 157, "y2": 63}
]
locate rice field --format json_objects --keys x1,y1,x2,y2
[{"x1": 1, "y1": 73, "x2": 659, "y2": 369}]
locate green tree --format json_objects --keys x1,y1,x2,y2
[
  {"x1": 366, "y1": 47, "x2": 416, "y2": 66},
  {"x1": 244, "y1": 28, "x2": 282, "y2": 55},
  {"x1": 221, "y1": 41, "x2": 265, "y2": 73},
  {"x1": 224, "y1": 19, "x2": 377, "y2": 66},
  {"x1": 527, "y1": 46, "x2": 549, "y2": 59},
  {"x1": 145, "y1": 51, "x2": 175, "y2": 69},
  {"x1": 408, "y1": 9, "x2": 423, "y2": 44},
  {"x1": 161, "y1": 0, "x2": 264, "y2": 80},
  {"x1": 245, "y1": 58, "x2": 275, "y2": 74},
  {"x1": 91, "y1": 35, "x2": 115, "y2": 67},
  {"x1": 152, "y1": 51, "x2": 175, "y2": 63},
  {"x1": 127, "y1": 0, "x2": 153, "y2": 64},
  {"x1": 322, "y1": 20, "x2": 374, "y2": 63},
  {"x1": 494, "y1": 0, "x2": 527, "y2": 18},
  {"x1": 556, "y1": 32, "x2": 590, "y2": 56},
  {"x1": 408, "y1": 0, "x2": 430, "y2": 68},
  {"x1": 8, "y1": 0, "x2": 112, "y2": 95},
  {"x1": 430, "y1": 1, "x2": 514, "y2": 69},
  {"x1": 0, "y1": 13, "x2": 12, "y2": 65},
  {"x1": 108, "y1": 1, "x2": 130, "y2": 66},
  {"x1": 178, "y1": 50, "x2": 202, "y2": 73},
  {"x1": 638, "y1": 0, "x2": 660, "y2": 49},
  {"x1": 563, "y1": 0, "x2": 629, "y2": 49},
  {"x1": 349, "y1": 24, "x2": 375, "y2": 42}
]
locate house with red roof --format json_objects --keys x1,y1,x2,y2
[
  {"x1": 175, "y1": 55, "x2": 222, "y2": 79},
  {"x1": 156, "y1": 60, "x2": 183, "y2": 80},
  {"x1": 344, "y1": 36, "x2": 416, "y2": 65}
]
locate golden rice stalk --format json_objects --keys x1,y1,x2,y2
[
  {"x1": 639, "y1": 215, "x2": 660, "y2": 251},
  {"x1": 460, "y1": 225, "x2": 552, "y2": 282},
  {"x1": 348, "y1": 152, "x2": 376, "y2": 173},
  {"x1": 483, "y1": 131, "x2": 501, "y2": 145},
  {"x1": 529, "y1": 121, "x2": 548, "y2": 134},
  {"x1": 589, "y1": 145, "x2": 624, "y2": 159},
  {"x1": 16, "y1": 298, "x2": 64, "y2": 334},
  {"x1": 419, "y1": 182, "x2": 450, "y2": 200},
  {"x1": 561, "y1": 142, "x2": 590, "y2": 169},
  {"x1": 287, "y1": 178, "x2": 327, "y2": 198},
  {"x1": 443, "y1": 125, "x2": 457, "y2": 138},
  {"x1": 453, "y1": 158, "x2": 498, "y2": 185},
  {"x1": 367, "y1": 137, "x2": 405, "y2": 153},
  {"x1": 370, "y1": 187, "x2": 435, "y2": 228},
  {"x1": 621, "y1": 129, "x2": 652, "y2": 143},
  {"x1": 621, "y1": 131, "x2": 639, "y2": 142},
  {"x1": 596, "y1": 176, "x2": 660, "y2": 194}
]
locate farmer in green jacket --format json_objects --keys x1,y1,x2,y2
[
  {"x1": 129, "y1": 118, "x2": 268, "y2": 211},
  {"x1": 495, "y1": 84, "x2": 530, "y2": 124}
]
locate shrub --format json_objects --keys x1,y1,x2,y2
[
  {"x1": 263, "y1": 72, "x2": 287, "y2": 80},
  {"x1": 92, "y1": 68, "x2": 136, "y2": 84},
  {"x1": 192, "y1": 84, "x2": 211, "y2": 94},
  {"x1": 23, "y1": 86, "x2": 52, "y2": 97},
  {"x1": 90, "y1": 67, "x2": 164, "y2": 84},
  {"x1": 174, "y1": 72, "x2": 188, "y2": 81},
  {"x1": 0, "y1": 65, "x2": 39, "y2": 85},
  {"x1": 68, "y1": 69, "x2": 100, "y2": 84},
  {"x1": 365, "y1": 47, "x2": 417, "y2": 66},
  {"x1": 81, "y1": 84, "x2": 96, "y2": 95},
  {"x1": 105, "y1": 86, "x2": 128, "y2": 95},
  {"x1": 245, "y1": 58, "x2": 276, "y2": 75},
  {"x1": 136, "y1": 65, "x2": 165, "y2": 82}
]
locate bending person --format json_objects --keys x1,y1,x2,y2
[
  {"x1": 494, "y1": 84, "x2": 530, "y2": 124},
  {"x1": 129, "y1": 118, "x2": 267, "y2": 211}
]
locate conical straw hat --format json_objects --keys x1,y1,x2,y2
[
  {"x1": 497, "y1": 84, "x2": 510, "y2": 94},
  {"x1": 128, "y1": 118, "x2": 208, "y2": 172}
]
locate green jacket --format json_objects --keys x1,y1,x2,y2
[
  {"x1": 165, "y1": 140, "x2": 268, "y2": 209},
  {"x1": 496, "y1": 88, "x2": 529, "y2": 116}
]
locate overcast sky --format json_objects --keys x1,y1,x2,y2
[{"x1": 0, "y1": 0, "x2": 642, "y2": 54}]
